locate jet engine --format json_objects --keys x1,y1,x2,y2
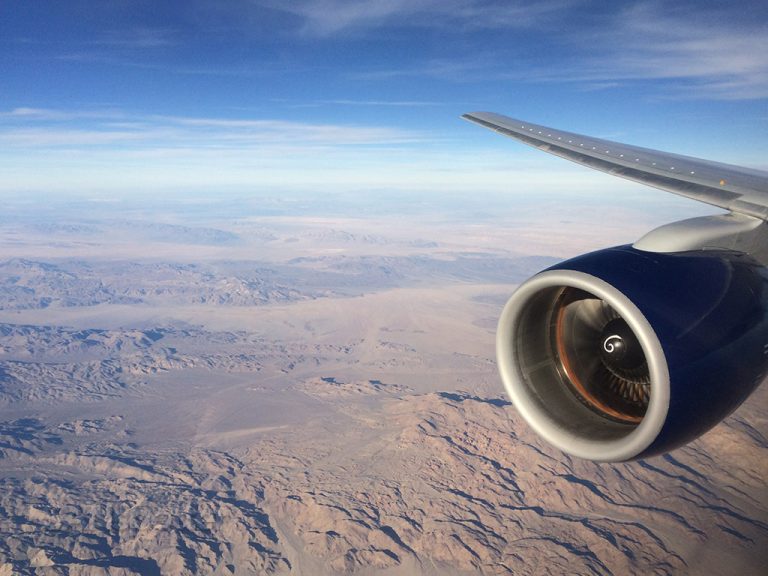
[{"x1": 497, "y1": 245, "x2": 768, "y2": 461}]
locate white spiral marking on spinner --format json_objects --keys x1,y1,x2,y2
[{"x1": 603, "y1": 334, "x2": 622, "y2": 353}]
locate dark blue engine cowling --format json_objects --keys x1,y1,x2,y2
[{"x1": 496, "y1": 244, "x2": 768, "y2": 461}]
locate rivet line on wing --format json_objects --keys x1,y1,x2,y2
[{"x1": 513, "y1": 120, "x2": 717, "y2": 182}]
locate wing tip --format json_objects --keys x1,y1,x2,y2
[{"x1": 462, "y1": 111, "x2": 490, "y2": 117}]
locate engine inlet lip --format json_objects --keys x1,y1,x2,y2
[{"x1": 497, "y1": 269, "x2": 670, "y2": 462}]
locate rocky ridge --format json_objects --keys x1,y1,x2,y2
[{"x1": 1, "y1": 388, "x2": 765, "y2": 575}]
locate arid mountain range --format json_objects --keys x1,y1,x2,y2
[{"x1": 0, "y1": 192, "x2": 764, "y2": 575}]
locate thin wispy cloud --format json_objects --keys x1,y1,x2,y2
[
  {"x1": 39, "y1": 27, "x2": 176, "y2": 76},
  {"x1": 351, "y1": 55, "x2": 501, "y2": 83},
  {"x1": 261, "y1": 0, "x2": 574, "y2": 36},
  {"x1": 278, "y1": 99, "x2": 444, "y2": 108},
  {"x1": 93, "y1": 27, "x2": 176, "y2": 49},
  {"x1": 21, "y1": 24, "x2": 175, "y2": 74},
  {"x1": 0, "y1": 106, "x2": 561, "y2": 194},
  {"x1": 0, "y1": 107, "x2": 446, "y2": 193},
  {"x1": 569, "y1": 2, "x2": 768, "y2": 100},
  {"x1": 159, "y1": 114, "x2": 421, "y2": 145},
  {"x1": 55, "y1": 51, "x2": 169, "y2": 74},
  {"x1": 0, "y1": 109, "x2": 423, "y2": 150},
  {"x1": 1, "y1": 108, "x2": 125, "y2": 121},
  {"x1": 1, "y1": 128, "x2": 153, "y2": 148},
  {"x1": 335, "y1": 1, "x2": 768, "y2": 101}
]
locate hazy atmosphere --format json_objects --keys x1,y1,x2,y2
[{"x1": 1, "y1": 1, "x2": 767, "y2": 575}]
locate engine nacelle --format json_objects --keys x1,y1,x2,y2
[{"x1": 497, "y1": 245, "x2": 768, "y2": 461}]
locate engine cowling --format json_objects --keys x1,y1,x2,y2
[{"x1": 497, "y1": 245, "x2": 768, "y2": 461}]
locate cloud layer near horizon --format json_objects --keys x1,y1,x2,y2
[{"x1": 1, "y1": 1, "x2": 766, "y2": 195}]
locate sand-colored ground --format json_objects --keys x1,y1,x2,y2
[{"x1": 0, "y1": 192, "x2": 764, "y2": 574}]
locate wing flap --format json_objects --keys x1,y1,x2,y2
[{"x1": 463, "y1": 112, "x2": 768, "y2": 220}]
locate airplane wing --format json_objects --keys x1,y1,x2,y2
[{"x1": 462, "y1": 111, "x2": 768, "y2": 220}]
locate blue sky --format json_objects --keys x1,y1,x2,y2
[{"x1": 1, "y1": 0, "x2": 767, "y2": 196}]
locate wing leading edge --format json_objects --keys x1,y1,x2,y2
[{"x1": 462, "y1": 111, "x2": 768, "y2": 220}]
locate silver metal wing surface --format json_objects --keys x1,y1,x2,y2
[{"x1": 463, "y1": 111, "x2": 768, "y2": 220}]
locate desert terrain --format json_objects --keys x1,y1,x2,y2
[{"x1": 0, "y1": 189, "x2": 764, "y2": 575}]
